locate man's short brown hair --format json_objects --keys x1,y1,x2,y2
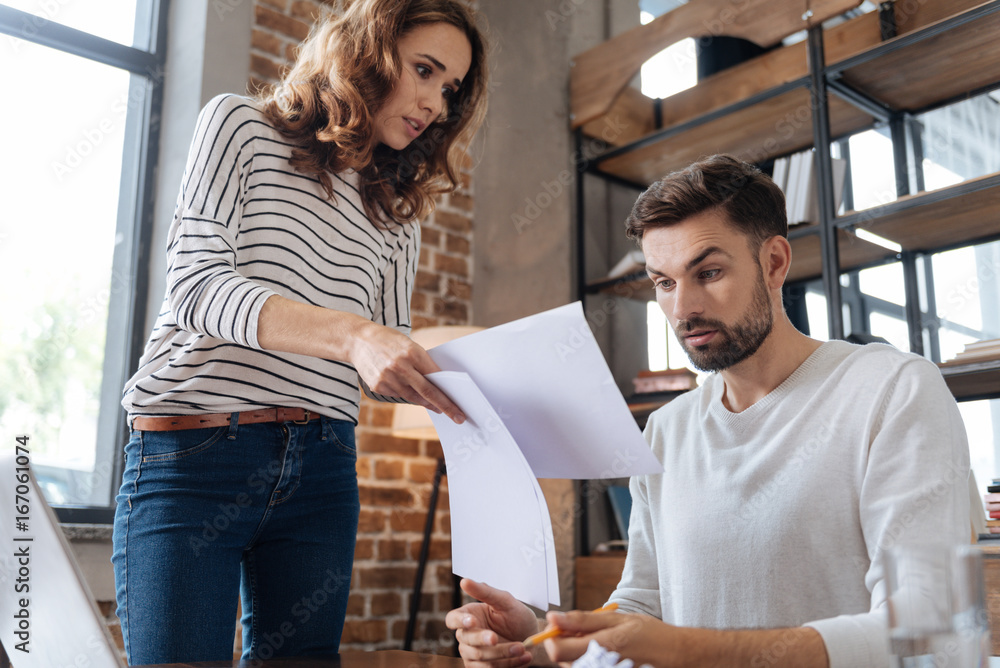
[{"x1": 625, "y1": 154, "x2": 788, "y2": 252}]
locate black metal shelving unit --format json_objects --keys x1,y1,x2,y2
[{"x1": 573, "y1": 0, "x2": 1000, "y2": 405}]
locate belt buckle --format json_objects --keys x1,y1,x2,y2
[{"x1": 292, "y1": 410, "x2": 312, "y2": 425}]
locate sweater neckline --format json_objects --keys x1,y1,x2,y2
[{"x1": 709, "y1": 341, "x2": 835, "y2": 427}]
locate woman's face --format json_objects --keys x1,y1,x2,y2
[{"x1": 373, "y1": 22, "x2": 473, "y2": 150}]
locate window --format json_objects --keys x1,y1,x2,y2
[{"x1": 0, "y1": 1, "x2": 168, "y2": 521}]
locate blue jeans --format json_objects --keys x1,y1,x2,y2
[{"x1": 112, "y1": 415, "x2": 359, "y2": 665}]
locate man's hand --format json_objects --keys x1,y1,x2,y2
[
  {"x1": 445, "y1": 579, "x2": 542, "y2": 668},
  {"x1": 541, "y1": 609, "x2": 667, "y2": 666},
  {"x1": 541, "y1": 610, "x2": 829, "y2": 668}
]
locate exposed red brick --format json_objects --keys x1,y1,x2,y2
[
  {"x1": 354, "y1": 538, "x2": 375, "y2": 560},
  {"x1": 259, "y1": 0, "x2": 288, "y2": 9},
  {"x1": 446, "y1": 233, "x2": 471, "y2": 255},
  {"x1": 251, "y1": 29, "x2": 284, "y2": 57},
  {"x1": 374, "y1": 459, "x2": 405, "y2": 480},
  {"x1": 342, "y1": 619, "x2": 387, "y2": 644},
  {"x1": 389, "y1": 509, "x2": 427, "y2": 532},
  {"x1": 108, "y1": 621, "x2": 124, "y2": 650},
  {"x1": 371, "y1": 591, "x2": 403, "y2": 616},
  {"x1": 391, "y1": 619, "x2": 409, "y2": 642},
  {"x1": 368, "y1": 403, "x2": 394, "y2": 428},
  {"x1": 433, "y1": 297, "x2": 468, "y2": 322},
  {"x1": 437, "y1": 592, "x2": 456, "y2": 613},
  {"x1": 370, "y1": 486, "x2": 414, "y2": 508},
  {"x1": 357, "y1": 565, "x2": 417, "y2": 589},
  {"x1": 378, "y1": 538, "x2": 410, "y2": 561},
  {"x1": 251, "y1": 53, "x2": 285, "y2": 82},
  {"x1": 408, "y1": 460, "x2": 438, "y2": 483},
  {"x1": 285, "y1": 42, "x2": 299, "y2": 63},
  {"x1": 419, "y1": 249, "x2": 433, "y2": 269},
  {"x1": 424, "y1": 440, "x2": 444, "y2": 459},
  {"x1": 411, "y1": 292, "x2": 429, "y2": 312},
  {"x1": 415, "y1": 270, "x2": 440, "y2": 292},
  {"x1": 255, "y1": 5, "x2": 311, "y2": 41},
  {"x1": 346, "y1": 593, "x2": 365, "y2": 616},
  {"x1": 358, "y1": 433, "x2": 420, "y2": 456},
  {"x1": 426, "y1": 619, "x2": 452, "y2": 641},
  {"x1": 357, "y1": 508, "x2": 386, "y2": 532},
  {"x1": 421, "y1": 227, "x2": 442, "y2": 248},
  {"x1": 449, "y1": 193, "x2": 473, "y2": 212},
  {"x1": 290, "y1": 0, "x2": 323, "y2": 21},
  {"x1": 435, "y1": 565, "x2": 454, "y2": 584},
  {"x1": 434, "y1": 254, "x2": 468, "y2": 277},
  {"x1": 446, "y1": 278, "x2": 471, "y2": 301},
  {"x1": 410, "y1": 539, "x2": 452, "y2": 562},
  {"x1": 437, "y1": 512, "x2": 451, "y2": 534},
  {"x1": 434, "y1": 210, "x2": 472, "y2": 234},
  {"x1": 355, "y1": 455, "x2": 372, "y2": 479}
]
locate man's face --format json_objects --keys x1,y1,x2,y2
[{"x1": 642, "y1": 209, "x2": 774, "y2": 373}]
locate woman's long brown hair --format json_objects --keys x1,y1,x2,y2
[{"x1": 258, "y1": 0, "x2": 489, "y2": 227}]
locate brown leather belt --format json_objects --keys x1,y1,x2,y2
[{"x1": 131, "y1": 408, "x2": 320, "y2": 432}]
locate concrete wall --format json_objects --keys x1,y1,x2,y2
[{"x1": 473, "y1": 0, "x2": 646, "y2": 607}]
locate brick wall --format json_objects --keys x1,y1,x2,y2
[{"x1": 250, "y1": 0, "x2": 476, "y2": 653}]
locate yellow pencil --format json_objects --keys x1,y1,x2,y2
[{"x1": 521, "y1": 602, "x2": 619, "y2": 648}]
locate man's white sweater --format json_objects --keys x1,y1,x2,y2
[{"x1": 608, "y1": 341, "x2": 971, "y2": 668}]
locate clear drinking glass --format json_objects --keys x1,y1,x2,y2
[{"x1": 886, "y1": 544, "x2": 990, "y2": 668}]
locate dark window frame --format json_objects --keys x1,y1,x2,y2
[{"x1": 0, "y1": 2, "x2": 170, "y2": 523}]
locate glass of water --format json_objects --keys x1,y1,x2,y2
[{"x1": 886, "y1": 543, "x2": 990, "y2": 668}]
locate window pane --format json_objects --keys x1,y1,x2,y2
[
  {"x1": 0, "y1": 39, "x2": 129, "y2": 505},
  {"x1": 1, "y1": 0, "x2": 137, "y2": 47},
  {"x1": 931, "y1": 241, "x2": 1000, "y2": 362},
  {"x1": 962, "y1": 399, "x2": 1000, "y2": 505},
  {"x1": 847, "y1": 129, "x2": 897, "y2": 212},
  {"x1": 915, "y1": 91, "x2": 1000, "y2": 191}
]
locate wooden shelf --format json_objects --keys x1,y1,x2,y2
[
  {"x1": 787, "y1": 227, "x2": 898, "y2": 283},
  {"x1": 939, "y1": 358, "x2": 1000, "y2": 401},
  {"x1": 841, "y1": 172, "x2": 1000, "y2": 253},
  {"x1": 836, "y1": 1, "x2": 1000, "y2": 113},
  {"x1": 596, "y1": 87, "x2": 873, "y2": 185}
]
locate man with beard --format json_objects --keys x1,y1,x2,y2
[{"x1": 446, "y1": 155, "x2": 971, "y2": 668}]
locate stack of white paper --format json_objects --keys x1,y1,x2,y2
[{"x1": 426, "y1": 303, "x2": 663, "y2": 609}]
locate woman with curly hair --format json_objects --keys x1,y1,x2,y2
[{"x1": 112, "y1": 0, "x2": 489, "y2": 663}]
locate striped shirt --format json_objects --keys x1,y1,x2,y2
[{"x1": 122, "y1": 94, "x2": 419, "y2": 424}]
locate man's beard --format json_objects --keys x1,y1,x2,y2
[{"x1": 675, "y1": 271, "x2": 773, "y2": 373}]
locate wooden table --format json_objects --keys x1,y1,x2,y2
[{"x1": 137, "y1": 650, "x2": 463, "y2": 668}]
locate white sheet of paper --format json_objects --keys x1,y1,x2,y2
[
  {"x1": 428, "y1": 302, "x2": 663, "y2": 479},
  {"x1": 428, "y1": 372, "x2": 560, "y2": 609}
]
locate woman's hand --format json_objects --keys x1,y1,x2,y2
[
  {"x1": 348, "y1": 318, "x2": 465, "y2": 422},
  {"x1": 446, "y1": 579, "x2": 547, "y2": 668}
]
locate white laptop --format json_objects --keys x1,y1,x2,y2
[{"x1": 0, "y1": 450, "x2": 125, "y2": 667}]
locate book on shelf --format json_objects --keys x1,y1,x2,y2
[
  {"x1": 605, "y1": 249, "x2": 645, "y2": 280},
  {"x1": 631, "y1": 367, "x2": 698, "y2": 394},
  {"x1": 771, "y1": 151, "x2": 848, "y2": 226},
  {"x1": 942, "y1": 338, "x2": 1000, "y2": 365}
]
